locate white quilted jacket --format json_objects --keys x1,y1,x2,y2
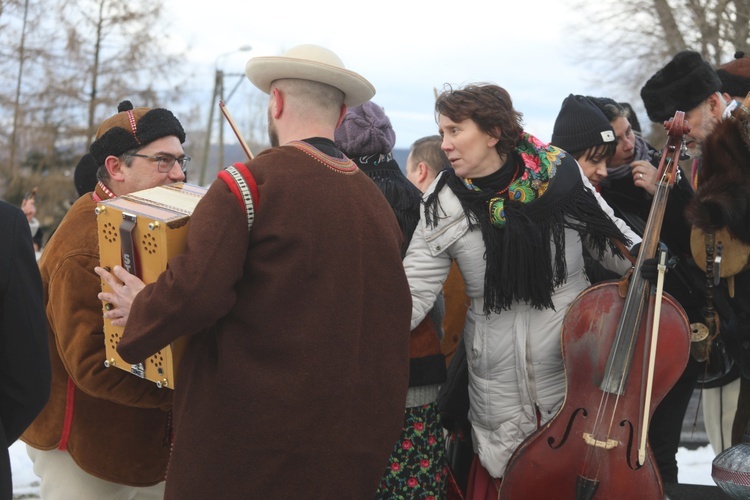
[{"x1": 403, "y1": 168, "x2": 640, "y2": 478}]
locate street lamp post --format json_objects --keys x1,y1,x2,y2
[
  {"x1": 198, "y1": 45, "x2": 252, "y2": 186},
  {"x1": 9, "y1": 0, "x2": 31, "y2": 175}
]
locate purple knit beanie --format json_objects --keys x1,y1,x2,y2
[{"x1": 334, "y1": 101, "x2": 396, "y2": 156}]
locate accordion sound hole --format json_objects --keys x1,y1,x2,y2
[
  {"x1": 108, "y1": 331, "x2": 120, "y2": 346},
  {"x1": 102, "y1": 222, "x2": 118, "y2": 244},
  {"x1": 149, "y1": 352, "x2": 165, "y2": 375},
  {"x1": 141, "y1": 233, "x2": 158, "y2": 255}
]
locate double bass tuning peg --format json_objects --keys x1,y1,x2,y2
[{"x1": 679, "y1": 143, "x2": 691, "y2": 161}]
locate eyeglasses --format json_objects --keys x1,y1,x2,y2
[{"x1": 125, "y1": 153, "x2": 191, "y2": 174}]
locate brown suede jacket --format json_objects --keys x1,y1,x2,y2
[{"x1": 22, "y1": 184, "x2": 172, "y2": 486}]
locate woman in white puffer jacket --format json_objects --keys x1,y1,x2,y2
[{"x1": 402, "y1": 83, "x2": 640, "y2": 498}]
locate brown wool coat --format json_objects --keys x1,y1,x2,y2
[
  {"x1": 21, "y1": 185, "x2": 173, "y2": 486},
  {"x1": 440, "y1": 261, "x2": 469, "y2": 366},
  {"x1": 117, "y1": 143, "x2": 411, "y2": 499}
]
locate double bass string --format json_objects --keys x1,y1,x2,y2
[
  {"x1": 582, "y1": 325, "x2": 640, "y2": 481},
  {"x1": 582, "y1": 154, "x2": 676, "y2": 482},
  {"x1": 580, "y1": 311, "x2": 636, "y2": 481}
]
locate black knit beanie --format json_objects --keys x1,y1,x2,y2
[
  {"x1": 641, "y1": 50, "x2": 722, "y2": 123},
  {"x1": 551, "y1": 94, "x2": 616, "y2": 154},
  {"x1": 89, "y1": 100, "x2": 186, "y2": 167},
  {"x1": 717, "y1": 51, "x2": 750, "y2": 98}
]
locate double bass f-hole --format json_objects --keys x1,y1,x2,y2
[{"x1": 499, "y1": 113, "x2": 692, "y2": 500}]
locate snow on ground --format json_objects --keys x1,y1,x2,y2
[
  {"x1": 677, "y1": 444, "x2": 718, "y2": 485},
  {"x1": 9, "y1": 440, "x2": 720, "y2": 498}
]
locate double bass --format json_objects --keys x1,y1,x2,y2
[{"x1": 499, "y1": 113, "x2": 692, "y2": 499}]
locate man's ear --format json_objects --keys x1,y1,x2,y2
[
  {"x1": 417, "y1": 162, "x2": 429, "y2": 183},
  {"x1": 336, "y1": 104, "x2": 347, "y2": 129},
  {"x1": 708, "y1": 92, "x2": 724, "y2": 115},
  {"x1": 105, "y1": 155, "x2": 125, "y2": 182},
  {"x1": 271, "y1": 87, "x2": 284, "y2": 119}
]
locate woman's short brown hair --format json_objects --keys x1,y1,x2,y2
[{"x1": 435, "y1": 83, "x2": 524, "y2": 158}]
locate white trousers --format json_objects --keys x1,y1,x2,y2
[
  {"x1": 702, "y1": 378, "x2": 741, "y2": 454},
  {"x1": 26, "y1": 446, "x2": 165, "y2": 500}
]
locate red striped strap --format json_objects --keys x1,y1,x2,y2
[
  {"x1": 218, "y1": 162, "x2": 258, "y2": 232},
  {"x1": 58, "y1": 377, "x2": 76, "y2": 450}
]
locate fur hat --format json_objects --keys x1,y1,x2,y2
[
  {"x1": 245, "y1": 44, "x2": 375, "y2": 107},
  {"x1": 89, "y1": 100, "x2": 186, "y2": 167},
  {"x1": 641, "y1": 50, "x2": 722, "y2": 123},
  {"x1": 551, "y1": 94, "x2": 615, "y2": 154},
  {"x1": 686, "y1": 95, "x2": 750, "y2": 243},
  {"x1": 717, "y1": 51, "x2": 750, "y2": 99},
  {"x1": 74, "y1": 153, "x2": 98, "y2": 196},
  {"x1": 334, "y1": 101, "x2": 396, "y2": 157}
]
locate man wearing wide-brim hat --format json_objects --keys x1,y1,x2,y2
[{"x1": 97, "y1": 44, "x2": 411, "y2": 498}]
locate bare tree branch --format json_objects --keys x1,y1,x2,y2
[
  {"x1": 567, "y1": 0, "x2": 749, "y2": 130},
  {"x1": 652, "y1": 0, "x2": 687, "y2": 53}
]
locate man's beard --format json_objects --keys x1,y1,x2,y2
[
  {"x1": 267, "y1": 108, "x2": 279, "y2": 148},
  {"x1": 686, "y1": 140, "x2": 702, "y2": 159},
  {"x1": 686, "y1": 107, "x2": 719, "y2": 159}
]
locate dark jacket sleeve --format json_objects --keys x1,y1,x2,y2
[
  {"x1": 118, "y1": 179, "x2": 249, "y2": 362},
  {"x1": 0, "y1": 203, "x2": 51, "y2": 444},
  {"x1": 660, "y1": 167, "x2": 695, "y2": 257},
  {"x1": 719, "y1": 270, "x2": 750, "y2": 379}
]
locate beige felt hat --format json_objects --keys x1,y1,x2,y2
[{"x1": 245, "y1": 44, "x2": 375, "y2": 107}]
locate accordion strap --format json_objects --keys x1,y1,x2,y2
[
  {"x1": 218, "y1": 162, "x2": 259, "y2": 232},
  {"x1": 119, "y1": 212, "x2": 140, "y2": 277}
]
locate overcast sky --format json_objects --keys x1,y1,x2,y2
[{"x1": 164, "y1": 0, "x2": 628, "y2": 150}]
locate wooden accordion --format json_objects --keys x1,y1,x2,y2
[{"x1": 96, "y1": 182, "x2": 207, "y2": 389}]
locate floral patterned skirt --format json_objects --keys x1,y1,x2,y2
[{"x1": 375, "y1": 401, "x2": 447, "y2": 499}]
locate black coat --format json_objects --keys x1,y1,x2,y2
[
  {"x1": 599, "y1": 164, "x2": 705, "y2": 322},
  {"x1": 0, "y1": 201, "x2": 50, "y2": 499},
  {"x1": 598, "y1": 161, "x2": 740, "y2": 388}
]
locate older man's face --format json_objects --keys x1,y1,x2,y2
[{"x1": 684, "y1": 99, "x2": 721, "y2": 158}]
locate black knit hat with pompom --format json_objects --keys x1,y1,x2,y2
[{"x1": 89, "y1": 100, "x2": 185, "y2": 166}]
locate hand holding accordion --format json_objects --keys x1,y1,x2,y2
[{"x1": 95, "y1": 182, "x2": 206, "y2": 389}]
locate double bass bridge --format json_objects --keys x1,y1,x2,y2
[{"x1": 583, "y1": 433, "x2": 618, "y2": 450}]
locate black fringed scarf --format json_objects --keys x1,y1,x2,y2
[
  {"x1": 424, "y1": 133, "x2": 631, "y2": 314},
  {"x1": 350, "y1": 152, "x2": 422, "y2": 258}
]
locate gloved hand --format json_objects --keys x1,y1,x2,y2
[
  {"x1": 640, "y1": 257, "x2": 660, "y2": 284},
  {"x1": 629, "y1": 242, "x2": 674, "y2": 286}
]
